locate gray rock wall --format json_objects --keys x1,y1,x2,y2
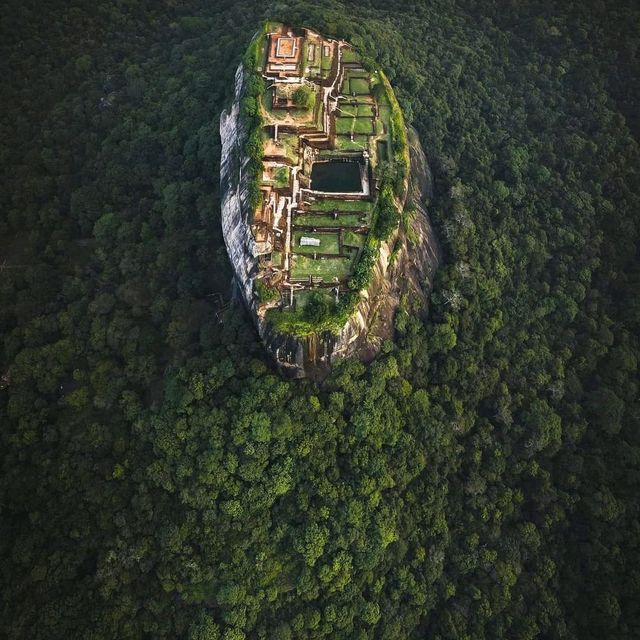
[{"x1": 220, "y1": 65, "x2": 258, "y2": 311}]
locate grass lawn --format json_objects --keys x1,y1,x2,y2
[
  {"x1": 341, "y1": 48, "x2": 361, "y2": 63},
  {"x1": 350, "y1": 77, "x2": 370, "y2": 95},
  {"x1": 290, "y1": 254, "x2": 353, "y2": 280},
  {"x1": 353, "y1": 118, "x2": 373, "y2": 134},
  {"x1": 321, "y1": 48, "x2": 333, "y2": 78},
  {"x1": 357, "y1": 104, "x2": 373, "y2": 117},
  {"x1": 378, "y1": 102, "x2": 392, "y2": 122},
  {"x1": 336, "y1": 103, "x2": 358, "y2": 117},
  {"x1": 335, "y1": 117, "x2": 354, "y2": 134},
  {"x1": 261, "y1": 89, "x2": 319, "y2": 126},
  {"x1": 335, "y1": 135, "x2": 370, "y2": 151},
  {"x1": 306, "y1": 198, "x2": 371, "y2": 212},
  {"x1": 257, "y1": 38, "x2": 269, "y2": 71},
  {"x1": 295, "y1": 213, "x2": 365, "y2": 227},
  {"x1": 341, "y1": 71, "x2": 370, "y2": 95},
  {"x1": 291, "y1": 107, "x2": 314, "y2": 120},
  {"x1": 378, "y1": 102, "x2": 392, "y2": 135},
  {"x1": 343, "y1": 230, "x2": 366, "y2": 248},
  {"x1": 293, "y1": 231, "x2": 341, "y2": 254}
]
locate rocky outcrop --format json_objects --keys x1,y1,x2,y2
[
  {"x1": 220, "y1": 64, "x2": 440, "y2": 378},
  {"x1": 220, "y1": 66, "x2": 258, "y2": 307}
]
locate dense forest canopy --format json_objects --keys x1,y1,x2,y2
[{"x1": 1, "y1": 0, "x2": 639, "y2": 638}]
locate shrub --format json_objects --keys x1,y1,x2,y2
[
  {"x1": 303, "y1": 292, "x2": 332, "y2": 324},
  {"x1": 248, "y1": 180, "x2": 262, "y2": 211},
  {"x1": 373, "y1": 183, "x2": 399, "y2": 240},
  {"x1": 255, "y1": 279, "x2": 280, "y2": 303},
  {"x1": 241, "y1": 96, "x2": 258, "y2": 120},
  {"x1": 348, "y1": 238, "x2": 379, "y2": 290},
  {"x1": 292, "y1": 85, "x2": 314, "y2": 110},
  {"x1": 246, "y1": 128, "x2": 263, "y2": 160}
]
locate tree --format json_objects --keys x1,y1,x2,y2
[
  {"x1": 303, "y1": 291, "x2": 332, "y2": 324},
  {"x1": 292, "y1": 85, "x2": 314, "y2": 109}
]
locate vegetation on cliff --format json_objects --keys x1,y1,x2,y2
[
  {"x1": 1, "y1": 1, "x2": 639, "y2": 639},
  {"x1": 241, "y1": 23, "x2": 269, "y2": 211}
]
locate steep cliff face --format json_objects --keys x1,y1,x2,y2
[
  {"x1": 220, "y1": 66, "x2": 258, "y2": 308},
  {"x1": 220, "y1": 64, "x2": 440, "y2": 378}
]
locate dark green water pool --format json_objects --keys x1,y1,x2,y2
[{"x1": 310, "y1": 160, "x2": 361, "y2": 192}]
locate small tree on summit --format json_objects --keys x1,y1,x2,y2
[
  {"x1": 292, "y1": 85, "x2": 314, "y2": 109},
  {"x1": 303, "y1": 292, "x2": 332, "y2": 324}
]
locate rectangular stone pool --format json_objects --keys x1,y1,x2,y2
[{"x1": 310, "y1": 160, "x2": 362, "y2": 193}]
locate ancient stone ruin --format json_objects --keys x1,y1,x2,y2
[{"x1": 220, "y1": 23, "x2": 440, "y2": 377}]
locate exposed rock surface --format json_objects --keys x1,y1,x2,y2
[{"x1": 220, "y1": 64, "x2": 440, "y2": 378}]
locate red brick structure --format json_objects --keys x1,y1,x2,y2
[{"x1": 266, "y1": 29, "x2": 303, "y2": 78}]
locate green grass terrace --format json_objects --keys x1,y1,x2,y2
[
  {"x1": 341, "y1": 70, "x2": 371, "y2": 96},
  {"x1": 260, "y1": 86, "x2": 323, "y2": 127},
  {"x1": 294, "y1": 212, "x2": 367, "y2": 227},
  {"x1": 343, "y1": 230, "x2": 366, "y2": 248},
  {"x1": 320, "y1": 44, "x2": 334, "y2": 79},
  {"x1": 302, "y1": 198, "x2": 371, "y2": 212},
  {"x1": 289, "y1": 254, "x2": 354, "y2": 281},
  {"x1": 340, "y1": 48, "x2": 361, "y2": 64},
  {"x1": 292, "y1": 231, "x2": 341, "y2": 255},
  {"x1": 335, "y1": 116, "x2": 374, "y2": 135},
  {"x1": 336, "y1": 103, "x2": 374, "y2": 117},
  {"x1": 334, "y1": 135, "x2": 371, "y2": 152}
]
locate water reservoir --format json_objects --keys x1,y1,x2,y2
[{"x1": 310, "y1": 160, "x2": 362, "y2": 192}]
